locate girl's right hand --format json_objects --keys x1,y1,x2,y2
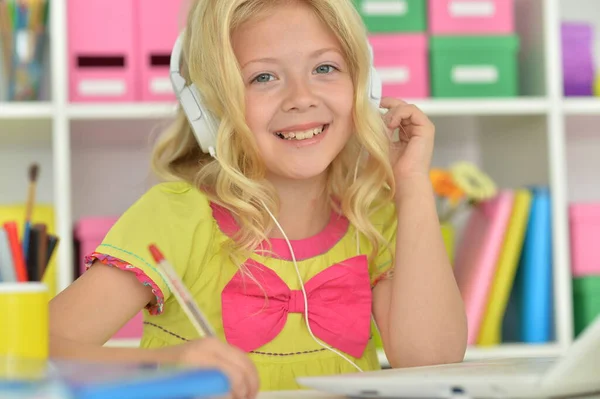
[{"x1": 171, "y1": 337, "x2": 260, "y2": 399}]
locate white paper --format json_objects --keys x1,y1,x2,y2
[
  {"x1": 78, "y1": 79, "x2": 126, "y2": 96},
  {"x1": 150, "y1": 77, "x2": 172, "y2": 94},
  {"x1": 376, "y1": 66, "x2": 410, "y2": 84},
  {"x1": 449, "y1": 1, "x2": 495, "y2": 17},
  {"x1": 362, "y1": 0, "x2": 408, "y2": 15},
  {"x1": 451, "y1": 65, "x2": 498, "y2": 84}
]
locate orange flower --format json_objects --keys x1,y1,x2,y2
[{"x1": 430, "y1": 169, "x2": 464, "y2": 205}]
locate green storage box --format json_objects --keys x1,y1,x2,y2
[
  {"x1": 430, "y1": 35, "x2": 520, "y2": 98},
  {"x1": 573, "y1": 276, "x2": 600, "y2": 337},
  {"x1": 353, "y1": 0, "x2": 427, "y2": 33}
]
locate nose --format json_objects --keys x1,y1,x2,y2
[{"x1": 281, "y1": 77, "x2": 319, "y2": 112}]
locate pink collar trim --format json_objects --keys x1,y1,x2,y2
[{"x1": 209, "y1": 202, "x2": 349, "y2": 261}]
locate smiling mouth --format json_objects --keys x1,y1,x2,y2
[{"x1": 274, "y1": 124, "x2": 329, "y2": 141}]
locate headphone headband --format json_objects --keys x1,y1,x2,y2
[{"x1": 169, "y1": 31, "x2": 382, "y2": 155}]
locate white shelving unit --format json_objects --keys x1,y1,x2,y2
[{"x1": 2, "y1": 0, "x2": 599, "y2": 363}]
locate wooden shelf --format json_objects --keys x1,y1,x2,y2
[{"x1": 0, "y1": 102, "x2": 54, "y2": 119}]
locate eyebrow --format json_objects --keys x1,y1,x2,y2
[{"x1": 241, "y1": 47, "x2": 344, "y2": 69}]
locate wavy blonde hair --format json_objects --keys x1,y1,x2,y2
[{"x1": 152, "y1": 0, "x2": 396, "y2": 268}]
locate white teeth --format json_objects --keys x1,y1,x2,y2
[{"x1": 276, "y1": 125, "x2": 326, "y2": 140}]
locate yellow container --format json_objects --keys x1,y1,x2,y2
[
  {"x1": 595, "y1": 74, "x2": 600, "y2": 96},
  {"x1": 0, "y1": 283, "x2": 49, "y2": 360}
]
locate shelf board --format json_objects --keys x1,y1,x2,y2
[
  {"x1": 409, "y1": 97, "x2": 550, "y2": 116},
  {"x1": 0, "y1": 102, "x2": 54, "y2": 119},
  {"x1": 67, "y1": 102, "x2": 178, "y2": 120},
  {"x1": 377, "y1": 343, "x2": 563, "y2": 368},
  {"x1": 563, "y1": 98, "x2": 600, "y2": 115},
  {"x1": 63, "y1": 98, "x2": 549, "y2": 120},
  {"x1": 0, "y1": 98, "x2": 552, "y2": 121}
]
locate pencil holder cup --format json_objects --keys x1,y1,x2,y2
[
  {"x1": 5, "y1": 29, "x2": 47, "y2": 101},
  {"x1": 0, "y1": 282, "x2": 49, "y2": 361},
  {"x1": 0, "y1": 354, "x2": 48, "y2": 383}
]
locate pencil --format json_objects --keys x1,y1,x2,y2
[
  {"x1": 34, "y1": 223, "x2": 47, "y2": 281},
  {"x1": 3, "y1": 221, "x2": 28, "y2": 282},
  {"x1": 148, "y1": 244, "x2": 215, "y2": 338},
  {"x1": 45, "y1": 234, "x2": 58, "y2": 269},
  {"x1": 22, "y1": 163, "x2": 39, "y2": 260}
]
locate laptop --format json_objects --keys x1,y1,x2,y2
[{"x1": 297, "y1": 315, "x2": 600, "y2": 398}]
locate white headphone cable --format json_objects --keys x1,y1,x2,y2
[
  {"x1": 261, "y1": 201, "x2": 364, "y2": 373},
  {"x1": 208, "y1": 151, "x2": 363, "y2": 372}
]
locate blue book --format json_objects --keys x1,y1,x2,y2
[
  {"x1": 519, "y1": 186, "x2": 554, "y2": 343},
  {"x1": 0, "y1": 358, "x2": 230, "y2": 399},
  {"x1": 501, "y1": 186, "x2": 554, "y2": 343}
]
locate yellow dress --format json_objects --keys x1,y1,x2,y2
[{"x1": 86, "y1": 181, "x2": 397, "y2": 391}]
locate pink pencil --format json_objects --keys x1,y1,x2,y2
[{"x1": 149, "y1": 244, "x2": 215, "y2": 338}]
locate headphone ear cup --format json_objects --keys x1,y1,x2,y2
[
  {"x1": 368, "y1": 65, "x2": 382, "y2": 109},
  {"x1": 179, "y1": 83, "x2": 219, "y2": 154},
  {"x1": 366, "y1": 42, "x2": 382, "y2": 109}
]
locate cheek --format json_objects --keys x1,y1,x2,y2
[
  {"x1": 244, "y1": 94, "x2": 265, "y2": 138},
  {"x1": 245, "y1": 92, "x2": 277, "y2": 131},
  {"x1": 334, "y1": 81, "x2": 354, "y2": 118}
]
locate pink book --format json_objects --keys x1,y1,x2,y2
[{"x1": 453, "y1": 190, "x2": 514, "y2": 344}]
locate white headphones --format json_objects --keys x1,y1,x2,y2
[{"x1": 169, "y1": 31, "x2": 383, "y2": 156}]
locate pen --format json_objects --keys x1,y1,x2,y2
[{"x1": 149, "y1": 244, "x2": 216, "y2": 338}]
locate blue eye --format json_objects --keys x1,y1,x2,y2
[
  {"x1": 252, "y1": 73, "x2": 274, "y2": 83},
  {"x1": 315, "y1": 64, "x2": 336, "y2": 74}
]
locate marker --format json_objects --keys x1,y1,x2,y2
[{"x1": 149, "y1": 244, "x2": 215, "y2": 338}]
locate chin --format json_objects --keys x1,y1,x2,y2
[{"x1": 268, "y1": 158, "x2": 332, "y2": 182}]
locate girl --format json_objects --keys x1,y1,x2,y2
[{"x1": 49, "y1": 0, "x2": 468, "y2": 397}]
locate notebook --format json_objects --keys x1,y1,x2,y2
[
  {"x1": 0, "y1": 358, "x2": 230, "y2": 399},
  {"x1": 453, "y1": 191, "x2": 514, "y2": 345},
  {"x1": 477, "y1": 189, "x2": 532, "y2": 346},
  {"x1": 502, "y1": 187, "x2": 554, "y2": 343}
]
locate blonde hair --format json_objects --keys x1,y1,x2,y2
[{"x1": 151, "y1": 0, "x2": 396, "y2": 268}]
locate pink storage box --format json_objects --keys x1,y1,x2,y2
[
  {"x1": 569, "y1": 204, "x2": 600, "y2": 277},
  {"x1": 428, "y1": 0, "x2": 514, "y2": 35},
  {"x1": 67, "y1": 0, "x2": 137, "y2": 102},
  {"x1": 137, "y1": 0, "x2": 186, "y2": 102},
  {"x1": 76, "y1": 217, "x2": 143, "y2": 339},
  {"x1": 369, "y1": 34, "x2": 429, "y2": 99}
]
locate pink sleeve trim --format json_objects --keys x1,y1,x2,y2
[{"x1": 85, "y1": 252, "x2": 165, "y2": 315}]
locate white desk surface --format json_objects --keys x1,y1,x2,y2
[
  {"x1": 258, "y1": 392, "x2": 600, "y2": 399},
  {"x1": 259, "y1": 391, "x2": 342, "y2": 399}
]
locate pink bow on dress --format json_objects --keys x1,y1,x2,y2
[{"x1": 221, "y1": 255, "x2": 372, "y2": 358}]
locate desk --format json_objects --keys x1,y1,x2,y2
[
  {"x1": 259, "y1": 391, "x2": 342, "y2": 399},
  {"x1": 257, "y1": 393, "x2": 600, "y2": 399}
]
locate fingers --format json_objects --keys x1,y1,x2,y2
[
  {"x1": 181, "y1": 338, "x2": 259, "y2": 399},
  {"x1": 220, "y1": 359, "x2": 251, "y2": 399},
  {"x1": 384, "y1": 103, "x2": 432, "y2": 130},
  {"x1": 380, "y1": 97, "x2": 407, "y2": 109},
  {"x1": 220, "y1": 345, "x2": 260, "y2": 399}
]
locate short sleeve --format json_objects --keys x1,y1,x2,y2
[
  {"x1": 368, "y1": 201, "x2": 398, "y2": 287},
  {"x1": 84, "y1": 182, "x2": 214, "y2": 315}
]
